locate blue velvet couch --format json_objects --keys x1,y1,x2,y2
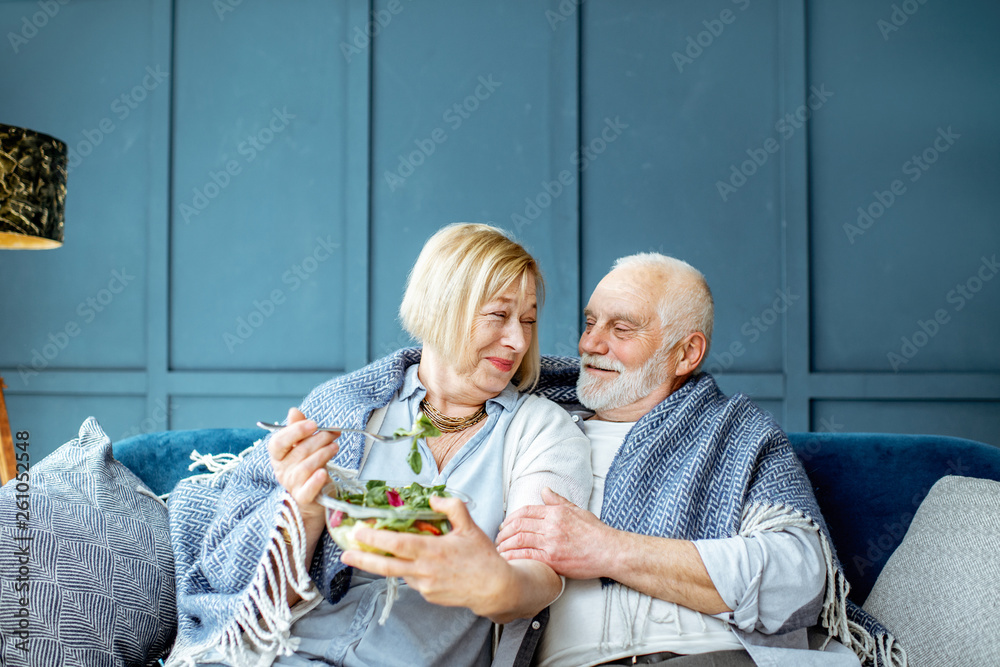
[{"x1": 113, "y1": 428, "x2": 1000, "y2": 606}]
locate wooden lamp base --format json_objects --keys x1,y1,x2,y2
[{"x1": 0, "y1": 376, "x2": 16, "y2": 485}]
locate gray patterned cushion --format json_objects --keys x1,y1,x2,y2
[
  {"x1": 862, "y1": 475, "x2": 1000, "y2": 666},
  {"x1": 0, "y1": 417, "x2": 175, "y2": 666}
]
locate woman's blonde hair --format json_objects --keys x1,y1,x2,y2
[{"x1": 399, "y1": 223, "x2": 544, "y2": 390}]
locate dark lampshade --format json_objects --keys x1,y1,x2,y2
[{"x1": 0, "y1": 123, "x2": 67, "y2": 249}]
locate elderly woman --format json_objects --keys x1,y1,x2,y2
[{"x1": 166, "y1": 224, "x2": 591, "y2": 667}]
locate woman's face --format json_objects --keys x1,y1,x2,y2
[{"x1": 462, "y1": 275, "x2": 537, "y2": 396}]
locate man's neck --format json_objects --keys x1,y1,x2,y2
[{"x1": 592, "y1": 402, "x2": 652, "y2": 423}]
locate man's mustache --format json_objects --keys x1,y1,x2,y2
[{"x1": 580, "y1": 353, "x2": 624, "y2": 373}]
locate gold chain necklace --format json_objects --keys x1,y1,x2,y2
[{"x1": 419, "y1": 398, "x2": 487, "y2": 433}]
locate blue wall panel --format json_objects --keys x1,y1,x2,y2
[
  {"x1": 0, "y1": 0, "x2": 165, "y2": 374},
  {"x1": 809, "y1": 0, "x2": 1000, "y2": 373},
  {"x1": 170, "y1": 0, "x2": 353, "y2": 372},
  {"x1": 369, "y1": 0, "x2": 581, "y2": 359},
  {"x1": 813, "y1": 400, "x2": 1000, "y2": 447},
  {"x1": 582, "y1": 0, "x2": 789, "y2": 376},
  {"x1": 5, "y1": 394, "x2": 147, "y2": 463},
  {"x1": 169, "y1": 394, "x2": 306, "y2": 433},
  {"x1": 749, "y1": 399, "x2": 782, "y2": 425},
  {"x1": 1, "y1": 0, "x2": 998, "y2": 456}
]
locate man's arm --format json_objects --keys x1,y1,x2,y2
[
  {"x1": 497, "y1": 487, "x2": 829, "y2": 634},
  {"x1": 695, "y1": 526, "x2": 826, "y2": 634},
  {"x1": 495, "y1": 487, "x2": 731, "y2": 615},
  {"x1": 605, "y1": 531, "x2": 732, "y2": 614}
]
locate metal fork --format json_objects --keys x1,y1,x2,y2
[{"x1": 256, "y1": 421, "x2": 410, "y2": 442}]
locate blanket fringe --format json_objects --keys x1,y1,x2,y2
[
  {"x1": 739, "y1": 502, "x2": 907, "y2": 667},
  {"x1": 157, "y1": 444, "x2": 259, "y2": 502},
  {"x1": 166, "y1": 492, "x2": 319, "y2": 667},
  {"x1": 186, "y1": 444, "x2": 259, "y2": 481}
]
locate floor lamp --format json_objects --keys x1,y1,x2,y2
[{"x1": 0, "y1": 123, "x2": 67, "y2": 485}]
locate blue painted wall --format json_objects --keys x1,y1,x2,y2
[{"x1": 1, "y1": 0, "x2": 998, "y2": 461}]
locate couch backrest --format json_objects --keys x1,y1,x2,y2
[
  {"x1": 116, "y1": 427, "x2": 1000, "y2": 606},
  {"x1": 114, "y1": 427, "x2": 261, "y2": 497},
  {"x1": 788, "y1": 431, "x2": 1000, "y2": 604}
]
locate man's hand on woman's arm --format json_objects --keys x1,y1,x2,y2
[
  {"x1": 495, "y1": 487, "x2": 731, "y2": 616},
  {"x1": 340, "y1": 496, "x2": 562, "y2": 624}
]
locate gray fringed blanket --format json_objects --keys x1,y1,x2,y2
[{"x1": 533, "y1": 357, "x2": 905, "y2": 667}]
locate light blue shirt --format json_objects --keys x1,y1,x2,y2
[{"x1": 275, "y1": 365, "x2": 522, "y2": 667}]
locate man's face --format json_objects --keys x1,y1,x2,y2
[{"x1": 576, "y1": 266, "x2": 675, "y2": 419}]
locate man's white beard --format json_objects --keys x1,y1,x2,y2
[{"x1": 576, "y1": 347, "x2": 672, "y2": 414}]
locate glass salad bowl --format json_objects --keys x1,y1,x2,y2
[{"x1": 317, "y1": 479, "x2": 473, "y2": 555}]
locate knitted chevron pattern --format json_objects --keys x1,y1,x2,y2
[
  {"x1": 597, "y1": 373, "x2": 824, "y2": 541},
  {"x1": 0, "y1": 417, "x2": 175, "y2": 667},
  {"x1": 535, "y1": 355, "x2": 582, "y2": 405},
  {"x1": 536, "y1": 365, "x2": 903, "y2": 667},
  {"x1": 168, "y1": 348, "x2": 422, "y2": 664},
  {"x1": 168, "y1": 351, "x2": 902, "y2": 667}
]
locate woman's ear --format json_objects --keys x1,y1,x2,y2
[{"x1": 675, "y1": 332, "x2": 708, "y2": 377}]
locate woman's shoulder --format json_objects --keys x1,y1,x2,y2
[
  {"x1": 508, "y1": 393, "x2": 587, "y2": 442},
  {"x1": 503, "y1": 392, "x2": 593, "y2": 510},
  {"x1": 514, "y1": 392, "x2": 575, "y2": 417}
]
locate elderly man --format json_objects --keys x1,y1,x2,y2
[{"x1": 496, "y1": 254, "x2": 902, "y2": 667}]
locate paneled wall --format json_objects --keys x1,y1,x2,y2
[{"x1": 1, "y1": 0, "x2": 998, "y2": 461}]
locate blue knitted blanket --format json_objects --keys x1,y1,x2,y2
[
  {"x1": 166, "y1": 348, "x2": 423, "y2": 665},
  {"x1": 166, "y1": 350, "x2": 903, "y2": 667},
  {"x1": 533, "y1": 356, "x2": 905, "y2": 667}
]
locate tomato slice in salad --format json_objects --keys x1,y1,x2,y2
[{"x1": 412, "y1": 520, "x2": 442, "y2": 536}]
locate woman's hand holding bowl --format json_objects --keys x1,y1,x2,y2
[{"x1": 339, "y1": 495, "x2": 520, "y2": 621}]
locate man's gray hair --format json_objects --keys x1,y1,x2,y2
[{"x1": 613, "y1": 253, "x2": 714, "y2": 358}]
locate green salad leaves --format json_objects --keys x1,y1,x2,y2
[
  {"x1": 331, "y1": 479, "x2": 452, "y2": 537},
  {"x1": 340, "y1": 479, "x2": 449, "y2": 511},
  {"x1": 393, "y1": 412, "x2": 441, "y2": 474}
]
